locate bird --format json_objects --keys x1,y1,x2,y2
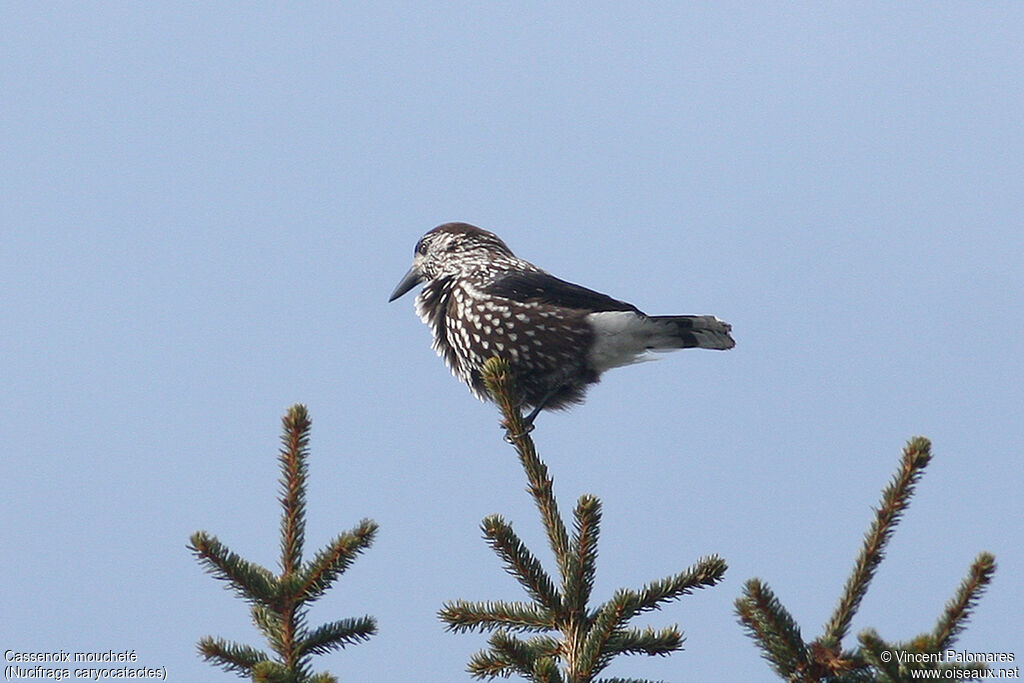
[{"x1": 389, "y1": 222, "x2": 734, "y2": 428}]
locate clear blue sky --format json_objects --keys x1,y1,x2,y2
[{"x1": 2, "y1": 3, "x2": 1021, "y2": 681}]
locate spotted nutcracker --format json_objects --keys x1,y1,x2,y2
[{"x1": 390, "y1": 222, "x2": 734, "y2": 426}]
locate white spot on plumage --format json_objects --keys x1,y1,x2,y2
[{"x1": 397, "y1": 222, "x2": 734, "y2": 412}]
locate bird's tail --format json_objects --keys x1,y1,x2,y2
[{"x1": 647, "y1": 315, "x2": 735, "y2": 350}]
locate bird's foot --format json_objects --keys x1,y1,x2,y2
[
  {"x1": 502, "y1": 412, "x2": 537, "y2": 443},
  {"x1": 503, "y1": 421, "x2": 535, "y2": 444}
]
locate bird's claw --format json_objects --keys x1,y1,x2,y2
[{"x1": 503, "y1": 421, "x2": 535, "y2": 444}]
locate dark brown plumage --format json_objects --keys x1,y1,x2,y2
[{"x1": 390, "y1": 222, "x2": 734, "y2": 422}]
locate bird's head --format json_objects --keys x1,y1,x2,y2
[{"x1": 389, "y1": 222, "x2": 516, "y2": 301}]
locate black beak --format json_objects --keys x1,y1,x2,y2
[{"x1": 389, "y1": 266, "x2": 424, "y2": 302}]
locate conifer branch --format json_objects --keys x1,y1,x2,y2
[
  {"x1": 576, "y1": 591, "x2": 630, "y2": 677},
  {"x1": 189, "y1": 531, "x2": 279, "y2": 607},
  {"x1": 467, "y1": 642, "x2": 531, "y2": 678},
  {"x1": 821, "y1": 437, "x2": 932, "y2": 648},
  {"x1": 197, "y1": 637, "x2": 271, "y2": 676},
  {"x1": 308, "y1": 675, "x2": 339, "y2": 683},
  {"x1": 932, "y1": 551, "x2": 996, "y2": 650},
  {"x1": 857, "y1": 630, "x2": 901, "y2": 681},
  {"x1": 468, "y1": 631, "x2": 562, "y2": 679},
  {"x1": 735, "y1": 579, "x2": 807, "y2": 678},
  {"x1": 441, "y1": 599, "x2": 558, "y2": 633},
  {"x1": 603, "y1": 626, "x2": 683, "y2": 657},
  {"x1": 279, "y1": 405, "x2": 311, "y2": 577},
  {"x1": 251, "y1": 660, "x2": 291, "y2": 683},
  {"x1": 444, "y1": 358, "x2": 727, "y2": 681},
  {"x1": 739, "y1": 438, "x2": 997, "y2": 682},
  {"x1": 251, "y1": 605, "x2": 286, "y2": 652},
  {"x1": 532, "y1": 656, "x2": 567, "y2": 683},
  {"x1": 298, "y1": 521, "x2": 379, "y2": 601},
  {"x1": 191, "y1": 405, "x2": 376, "y2": 681},
  {"x1": 298, "y1": 616, "x2": 378, "y2": 656},
  {"x1": 622, "y1": 555, "x2": 728, "y2": 618},
  {"x1": 582, "y1": 567, "x2": 714, "y2": 679},
  {"x1": 566, "y1": 495, "x2": 601, "y2": 615},
  {"x1": 482, "y1": 357, "x2": 571, "y2": 565},
  {"x1": 483, "y1": 514, "x2": 564, "y2": 612},
  {"x1": 860, "y1": 629, "x2": 989, "y2": 683}
]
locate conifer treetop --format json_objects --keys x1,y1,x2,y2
[
  {"x1": 190, "y1": 404, "x2": 378, "y2": 682},
  {"x1": 736, "y1": 437, "x2": 996, "y2": 682},
  {"x1": 440, "y1": 358, "x2": 727, "y2": 683}
]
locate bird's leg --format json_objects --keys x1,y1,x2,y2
[{"x1": 521, "y1": 401, "x2": 546, "y2": 430}]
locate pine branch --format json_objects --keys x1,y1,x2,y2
[
  {"x1": 468, "y1": 650, "x2": 524, "y2": 680},
  {"x1": 577, "y1": 594, "x2": 629, "y2": 678},
  {"x1": 482, "y1": 357, "x2": 571, "y2": 566},
  {"x1": 251, "y1": 660, "x2": 291, "y2": 683},
  {"x1": 532, "y1": 656, "x2": 567, "y2": 683},
  {"x1": 308, "y1": 674, "x2": 339, "y2": 683},
  {"x1": 932, "y1": 552, "x2": 996, "y2": 650},
  {"x1": 806, "y1": 641, "x2": 865, "y2": 681},
  {"x1": 821, "y1": 436, "x2": 932, "y2": 648},
  {"x1": 459, "y1": 357, "x2": 727, "y2": 682},
  {"x1": 856, "y1": 552, "x2": 999, "y2": 682},
  {"x1": 577, "y1": 556, "x2": 723, "y2": 681},
  {"x1": 624, "y1": 555, "x2": 728, "y2": 617},
  {"x1": 467, "y1": 631, "x2": 561, "y2": 680},
  {"x1": 191, "y1": 405, "x2": 376, "y2": 681},
  {"x1": 857, "y1": 630, "x2": 902, "y2": 682},
  {"x1": 565, "y1": 495, "x2": 601, "y2": 615},
  {"x1": 861, "y1": 630, "x2": 990, "y2": 683},
  {"x1": 298, "y1": 616, "x2": 378, "y2": 656},
  {"x1": 603, "y1": 626, "x2": 683, "y2": 657},
  {"x1": 298, "y1": 520, "x2": 378, "y2": 601},
  {"x1": 482, "y1": 514, "x2": 563, "y2": 613},
  {"x1": 739, "y1": 437, "x2": 997, "y2": 683},
  {"x1": 735, "y1": 579, "x2": 807, "y2": 679},
  {"x1": 197, "y1": 637, "x2": 271, "y2": 676},
  {"x1": 441, "y1": 599, "x2": 558, "y2": 633},
  {"x1": 251, "y1": 605, "x2": 286, "y2": 653},
  {"x1": 189, "y1": 531, "x2": 279, "y2": 607},
  {"x1": 279, "y1": 405, "x2": 311, "y2": 577},
  {"x1": 580, "y1": 554, "x2": 725, "y2": 673}
]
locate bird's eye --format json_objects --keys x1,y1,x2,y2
[{"x1": 415, "y1": 240, "x2": 428, "y2": 256}]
